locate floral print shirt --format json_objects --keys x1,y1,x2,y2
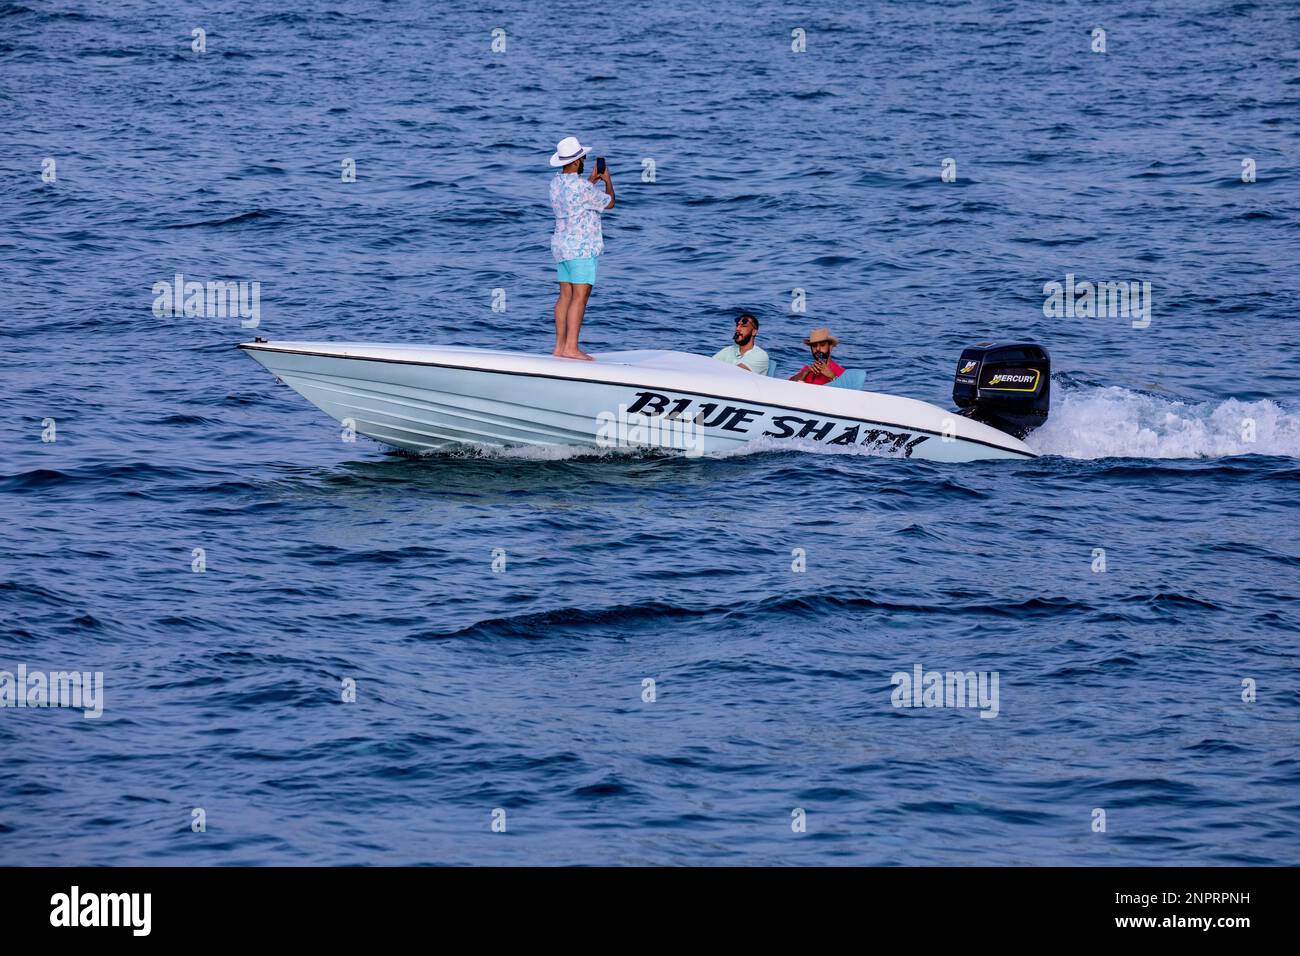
[{"x1": 550, "y1": 173, "x2": 611, "y2": 262}]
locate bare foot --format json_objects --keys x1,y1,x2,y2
[{"x1": 559, "y1": 349, "x2": 594, "y2": 361}]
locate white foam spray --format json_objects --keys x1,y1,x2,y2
[{"x1": 1027, "y1": 383, "x2": 1300, "y2": 460}]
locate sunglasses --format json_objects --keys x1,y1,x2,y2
[{"x1": 735, "y1": 318, "x2": 755, "y2": 327}]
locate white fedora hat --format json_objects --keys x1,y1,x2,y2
[{"x1": 550, "y1": 135, "x2": 592, "y2": 167}]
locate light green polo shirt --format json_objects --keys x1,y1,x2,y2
[{"x1": 712, "y1": 343, "x2": 769, "y2": 375}]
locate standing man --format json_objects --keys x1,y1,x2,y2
[
  {"x1": 712, "y1": 312, "x2": 769, "y2": 374},
  {"x1": 549, "y1": 136, "x2": 615, "y2": 361},
  {"x1": 789, "y1": 327, "x2": 845, "y2": 384}
]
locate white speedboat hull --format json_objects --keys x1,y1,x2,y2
[{"x1": 239, "y1": 342, "x2": 1036, "y2": 462}]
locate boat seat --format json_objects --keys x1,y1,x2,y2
[
  {"x1": 829, "y1": 369, "x2": 866, "y2": 390},
  {"x1": 766, "y1": 360, "x2": 778, "y2": 377}
]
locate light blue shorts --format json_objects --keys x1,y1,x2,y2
[{"x1": 556, "y1": 256, "x2": 598, "y2": 286}]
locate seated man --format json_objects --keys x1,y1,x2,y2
[
  {"x1": 712, "y1": 312, "x2": 769, "y2": 374},
  {"x1": 789, "y1": 327, "x2": 845, "y2": 384}
]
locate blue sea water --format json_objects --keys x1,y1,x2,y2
[{"x1": 1, "y1": 0, "x2": 1298, "y2": 865}]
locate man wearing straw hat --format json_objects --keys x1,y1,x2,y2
[
  {"x1": 548, "y1": 135, "x2": 615, "y2": 361},
  {"x1": 789, "y1": 327, "x2": 846, "y2": 385}
]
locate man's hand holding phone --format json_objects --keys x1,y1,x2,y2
[{"x1": 588, "y1": 156, "x2": 614, "y2": 208}]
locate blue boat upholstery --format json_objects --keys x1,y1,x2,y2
[{"x1": 829, "y1": 368, "x2": 866, "y2": 390}]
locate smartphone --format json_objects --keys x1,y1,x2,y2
[{"x1": 596, "y1": 156, "x2": 606, "y2": 175}]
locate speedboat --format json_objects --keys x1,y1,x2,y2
[{"x1": 239, "y1": 339, "x2": 1051, "y2": 463}]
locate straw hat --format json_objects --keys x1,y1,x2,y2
[{"x1": 803, "y1": 327, "x2": 839, "y2": 347}]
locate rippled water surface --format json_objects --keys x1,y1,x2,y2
[{"x1": 2, "y1": 0, "x2": 1298, "y2": 865}]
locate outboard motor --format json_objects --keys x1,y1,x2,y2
[{"x1": 952, "y1": 342, "x2": 1050, "y2": 439}]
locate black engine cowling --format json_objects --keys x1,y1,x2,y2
[{"x1": 952, "y1": 342, "x2": 1050, "y2": 439}]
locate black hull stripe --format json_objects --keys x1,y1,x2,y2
[{"x1": 238, "y1": 344, "x2": 1036, "y2": 458}]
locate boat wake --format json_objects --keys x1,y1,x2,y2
[
  {"x1": 424, "y1": 442, "x2": 659, "y2": 463},
  {"x1": 1027, "y1": 378, "x2": 1300, "y2": 460},
  {"x1": 415, "y1": 431, "x2": 928, "y2": 463}
]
